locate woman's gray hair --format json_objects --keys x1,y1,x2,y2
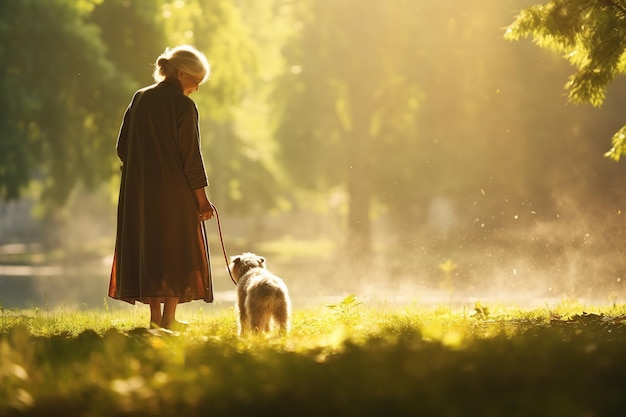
[{"x1": 153, "y1": 45, "x2": 210, "y2": 83}]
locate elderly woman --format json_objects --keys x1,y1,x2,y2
[{"x1": 109, "y1": 45, "x2": 214, "y2": 331}]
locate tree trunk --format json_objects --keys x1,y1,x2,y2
[
  {"x1": 346, "y1": 162, "x2": 372, "y2": 255},
  {"x1": 345, "y1": 106, "x2": 373, "y2": 256}
]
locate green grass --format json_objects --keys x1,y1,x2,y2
[{"x1": 2, "y1": 298, "x2": 626, "y2": 416}]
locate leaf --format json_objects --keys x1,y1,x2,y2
[{"x1": 605, "y1": 125, "x2": 626, "y2": 161}]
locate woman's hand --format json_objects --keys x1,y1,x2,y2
[{"x1": 194, "y1": 188, "x2": 214, "y2": 221}]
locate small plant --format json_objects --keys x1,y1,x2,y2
[
  {"x1": 472, "y1": 301, "x2": 490, "y2": 320},
  {"x1": 326, "y1": 294, "x2": 363, "y2": 322}
]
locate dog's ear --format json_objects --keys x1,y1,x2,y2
[
  {"x1": 259, "y1": 256, "x2": 266, "y2": 264},
  {"x1": 230, "y1": 256, "x2": 241, "y2": 264}
]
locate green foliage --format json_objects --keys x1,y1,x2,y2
[
  {"x1": 0, "y1": 0, "x2": 135, "y2": 206},
  {"x1": 471, "y1": 301, "x2": 490, "y2": 319},
  {"x1": 505, "y1": 0, "x2": 626, "y2": 106},
  {"x1": 605, "y1": 125, "x2": 626, "y2": 161},
  {"x1": 506, "y1": 0, "x2": 626, "y2": 158},
  {"x1": 325, "y1": 294, "x2": 363, "y2": 323},
  {"x1": 90, "y1": 0, "x2": 167, "y2": 87},
  {"x1": 2, "y1": 303, "x2": 626, "y2": 416}
]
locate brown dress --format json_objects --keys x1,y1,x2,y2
[{"x1": 108, "y1": 78, "x2": 213, "y2": 304}]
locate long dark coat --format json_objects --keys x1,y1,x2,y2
[{"x1": 108, "y1": 78, "x2": 213, "y2": 304}]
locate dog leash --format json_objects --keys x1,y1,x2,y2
[{"x1": 208, "y1": 203, "x2": 237, "y2": 286}]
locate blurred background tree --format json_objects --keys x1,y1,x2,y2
[
  {"x1": 275, "y1": 0, "x2": 429, "y2": 254},
  {"x1": 89, "y1": 0, "x2": 167, "y2": 87},
  {"x1": 0, "y1": 0, "x2": 134, "y2": 205},
  {"x1": 187, "y1": 0, "x2": 290, "y2": 217}
]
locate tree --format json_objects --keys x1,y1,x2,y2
[
  {"x1": 274, "y1": 0, "x2": 426, "y2": 254},
  {"x1": 505, "y1": 0, "x2": 626, "y2": 161},
  {"x1": 90, "y1": 0, "x2": 167, "y2": 87},
  {"x1": 0, "y1": 0, "x2": 134, "y2": 206}
]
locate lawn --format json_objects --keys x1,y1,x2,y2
[{"x1": 1, "y1": 297, "x2": 626, "y2": 416}]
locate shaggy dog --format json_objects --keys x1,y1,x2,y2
[{"x1": 228, "y1": 252, "x2": 291, "y2": 336}]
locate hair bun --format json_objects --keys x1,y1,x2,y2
[{"x1": 157, "y1": 57, "x2": 169, "y2": 68}]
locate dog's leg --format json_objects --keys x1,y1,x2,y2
[
  {"x1": 238, "y1": 296, "x2": 249, "y2": 336},
  {"x1": 262, "y1": 311, "x2": 272, "y2": 332},
  {"x1": 248, "y1": 303, "x2": 270, "y2": 334},
  {"x1": 249, "y1": 312, "x2": 263, "y2": 334},
  {"x1": 273, "y1": 301, "x2": 290, "y2": 334},
  {"x1": 238, "y1": 313, "x2": 247, "y2": 336}
]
